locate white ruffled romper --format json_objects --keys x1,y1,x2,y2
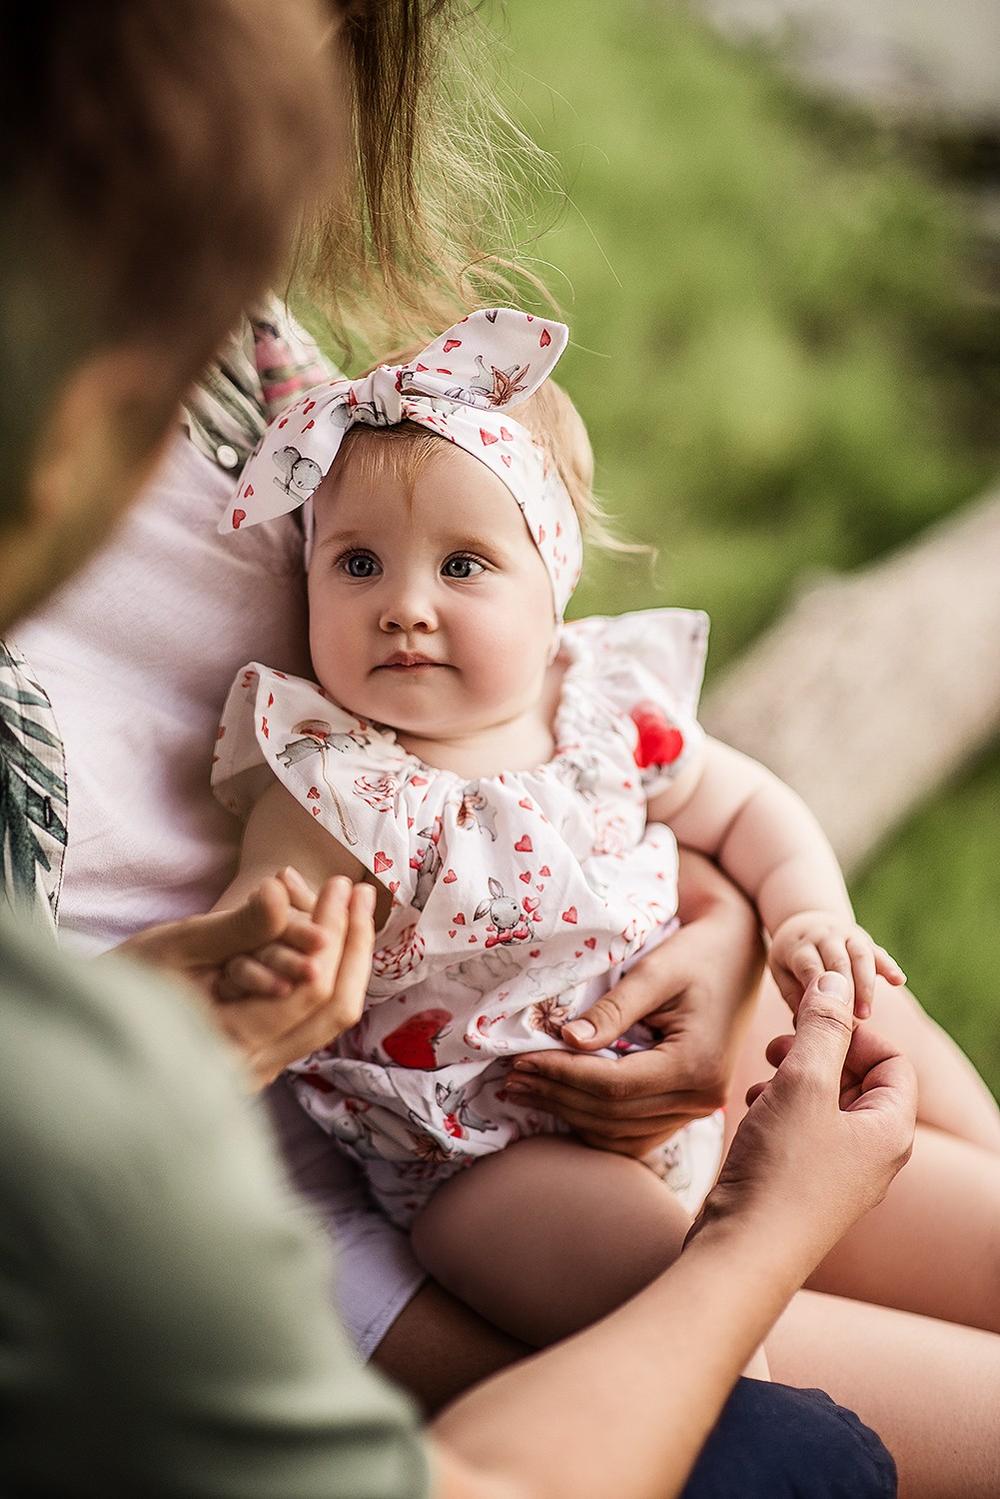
[{"x1": 214, "y1": 609, "x2": 725, "y2": 1226}]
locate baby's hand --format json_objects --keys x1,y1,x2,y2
[{"x1": 769, "y1": 911, "x2": 905, "y2": 1020}]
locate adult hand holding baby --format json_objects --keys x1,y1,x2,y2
[{"x1": 506, "y1": 852, "x2": 765, "y2": 1155}]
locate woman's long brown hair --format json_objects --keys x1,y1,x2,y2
[{"x1": 298, "y1": 1, "x2": 556, "y2": 360}]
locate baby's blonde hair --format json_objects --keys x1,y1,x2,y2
[{"x1": 330, "y1": 376, "x2": 632, "y2": 557}]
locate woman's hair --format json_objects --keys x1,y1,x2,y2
[
  {"x1": 299, "y1": 1, "x2": 556, "y2": 356},
  {"x1": 0, "y1": 0, "x2": 337, "y2": 518},
  {"x1": 332, "y1": 379, "x2": 632, "y2": 556}
]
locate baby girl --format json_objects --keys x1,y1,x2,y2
[{"x1": 211, "y1": 308, "x2": 905, "y2": 1341}]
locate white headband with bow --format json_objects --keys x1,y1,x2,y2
[{"x1": 220, "y1": 308, "x2": 584, "y2": 621}]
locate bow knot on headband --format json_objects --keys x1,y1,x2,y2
[{"x1": 221, "y1": 307, "x2": 583, "y2": 621}]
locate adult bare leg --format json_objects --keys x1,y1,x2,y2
[{"x1": 766, "y1": 1289, "x2": 1000, "y2": 1499}]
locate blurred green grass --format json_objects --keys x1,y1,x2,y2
[{"x1": 497, "y1": 0, "x2": 1000, "y2": 1091}]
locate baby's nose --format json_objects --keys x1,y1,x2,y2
[{"x1": 378, "y1": 591, "x2": 437, "y2": 633}]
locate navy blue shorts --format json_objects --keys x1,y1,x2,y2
[{"x1": 680, "y1": 1378, "x2": 897, "y2": 1497}]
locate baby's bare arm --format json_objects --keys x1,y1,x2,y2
[
  {"x1": 648, "y1": 739, "x2": 851, "y2": 932},
  {"x1": 648, "y1": 740, "x2": 904, "y2": 1011},
  {"x1": 216, "y1": 781, "x2": 370, "y2": 912}
]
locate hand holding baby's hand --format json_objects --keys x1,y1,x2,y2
[
  {"x1": 212, "y1": 868, "x2": 376, "y2": 1087},
  {"x1": 769, "y1": 910, "x2": 905, "y2": 1020}
]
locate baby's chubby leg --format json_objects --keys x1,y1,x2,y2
[{"x1": 411, "y1": 1135, "x2": 769, "y2": 1377}]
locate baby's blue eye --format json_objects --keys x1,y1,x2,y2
[
  {"x1": 442, "y1": 554, "x2": 485, "y2": 579},
  {"x1": 341, "y1": 551, "x2": 380, "y2": 578}
]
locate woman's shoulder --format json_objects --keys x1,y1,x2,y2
[{"x1": 181, "y1": 297, "x2": 338, "y2": 475}]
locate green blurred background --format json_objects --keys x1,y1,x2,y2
[{"x1": 496, "y1": 0, "x2": 1000, "y2": 1092}]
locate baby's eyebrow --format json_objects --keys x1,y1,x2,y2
[{"x1": 315, "y1": 528, "x2": 371, "y2": 549}]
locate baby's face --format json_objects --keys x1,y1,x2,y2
[{"x1": 307, "y1": 439, "x2": 556, "y2": 742}]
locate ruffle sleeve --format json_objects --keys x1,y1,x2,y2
[
  {"x1": 211, "y1": 663, "x2": 417, "y2": 894},
  {"x1": 563, "y1": 609, "x2": 709, "y2": 798}
]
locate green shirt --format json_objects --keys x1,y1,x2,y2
[{"x1": 0, "y1": 912, "x2": 431, "y2": 1498}]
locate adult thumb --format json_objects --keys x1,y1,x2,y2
[
  {"x1": 784, "y1": 971, "x2": 854, "y2": 1086},
  {"x1": 561, "y1": 966, "x2": 663, "y2": 1050}
]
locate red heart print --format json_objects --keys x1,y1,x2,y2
[
  {"x1": 278, "y1": 417, "x2": 288, "y2": 428},
  {"x1": 243, "y1": 483, "x2": 254, "y2": 498},
  {"x1": 539, "y1": 865, "x2": 551, "y2": 877},
  {"x1": 575, "y1": 951, "x2": 582, "y2": 959},
  {"x1": 443, "y1": 869, "x2": 457, "y2": 884},
  {"x1": 388, "y1": 880, "x2": 400, "y2": 893},
  {"x1": 480, "y1": 428, "x2": 498, "y2": 446},
  {"x1": 302, "y1": 419, "x2": 315, "y2": 431},
  {"x1": 532, "y1": 911, "x2": 542, "y2": 921},
  {"x1": 561, "y1": 907, "x2": 578, "y2": 924},
  {"x1": 500, "y1": 427, "x2": 514, "y2": 441},
  {"x1": 468, "y1": 935, "x2": 477, "y2": 943},
  {"x1": 519, "y1": 798, "x2": 532, "y2": 810},
  {"x1": 306, "y1": 786, "x2": 320, "y2": 800},
  {"x1": 443, "y1": 338, "x2": 462, "y2": 352},
  {"x1": 311, "y1": 806, "x2": 320, "y2": 817},
  {"x1": 373, "y1": 851, "x2": 393, "y2": 873},
  {"x1": 267, "y1": 693, "x2": 274, "y2": 707},
  {"x1": 410, "y1": 774, "x2": 428, "y2": 786},
  {"x1": 535, "y1": 883, "x2": 544, "y2": 892},
  {"x1": 303, "y1": 400, "x2": 316, "y2": 413},
  {"x1": 514, "y1": 835, "x2": 533, "y2": 853},
  {"x1": 500, "y1": 454, "x2": 512, "y2": 468},
  {"x1": 523, "y1": 896, "x2": 539, "y2": 912},
  {"x1": 415, "y1": 362, "x2": 428, "y2": 372},
  {"x1": 539, "y1": 328, "x2": 552, "y2": 347},
  {"x1": 449, "y1": 929, "x2": 457, "y2": 938},
  {"x1": 530, "y1": 948, "x2": 541, "y2": 958},
  {"x1": 584, "y1": 937, "x2": 597, "y2": 950},
  {"x1": 453, "y1": 912, "x2": 466, "y2": 925},
  {"x1": 232, "y1": 508, "x2": 246, "y2": 529},
  {"x1": 519, "y1": 871, "x2": 531, "y2": 884},
  {"x1": 537, "y1": 526, "x2": 545, "y2": 543},
  {"x1": 436, "y1": 368, "x2": 451, "y2": 375},
  {"x1": 406, "y1": 817, "x2": 414, "y2": 828}
]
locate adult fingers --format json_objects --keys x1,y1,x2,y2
[
  {"x1": 560, "y1": 946, "x2": 691, "y2": 1050},
  {"x1": 777, "y1": 970, "x2": 854, "y2": 1096},
  {"x1": 511, "y1": 1045, "x2": 684, "y2": 1104},
  {"x1": 508, "y1": 1091, "x2": 691, "y2": 1140},
  {"x1": 575, "y1": 1127, "x2": 693, "y2": 1158},
  {"x1": 504, "y1": 1067, "x2": 706, "y2": 1121},
  {"x1": 157, "y1": 878, "x2": 291, "y2": 968},
  {"x1": 325, "y1": 882, "x2": 377, "y2": 1037}
]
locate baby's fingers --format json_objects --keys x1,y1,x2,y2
[
  {"x1": 787, "y1": 941, "x2": 825, "y2": 993},
  {"x1": 253, "y1": 941, "x2": 317, "y2": 984},
  {"x1": 874, "y1": 945, "x2": 907, "y2": 988},
  {"x1": 217, "y1": 954, "x2": 292, "y2": 999},
  {"x1": 846, "y1": 935, "x2": 876, "y2": 1020},
  {"x1": 278, "y1": 865, "x2": 317, "y2": 915}
]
